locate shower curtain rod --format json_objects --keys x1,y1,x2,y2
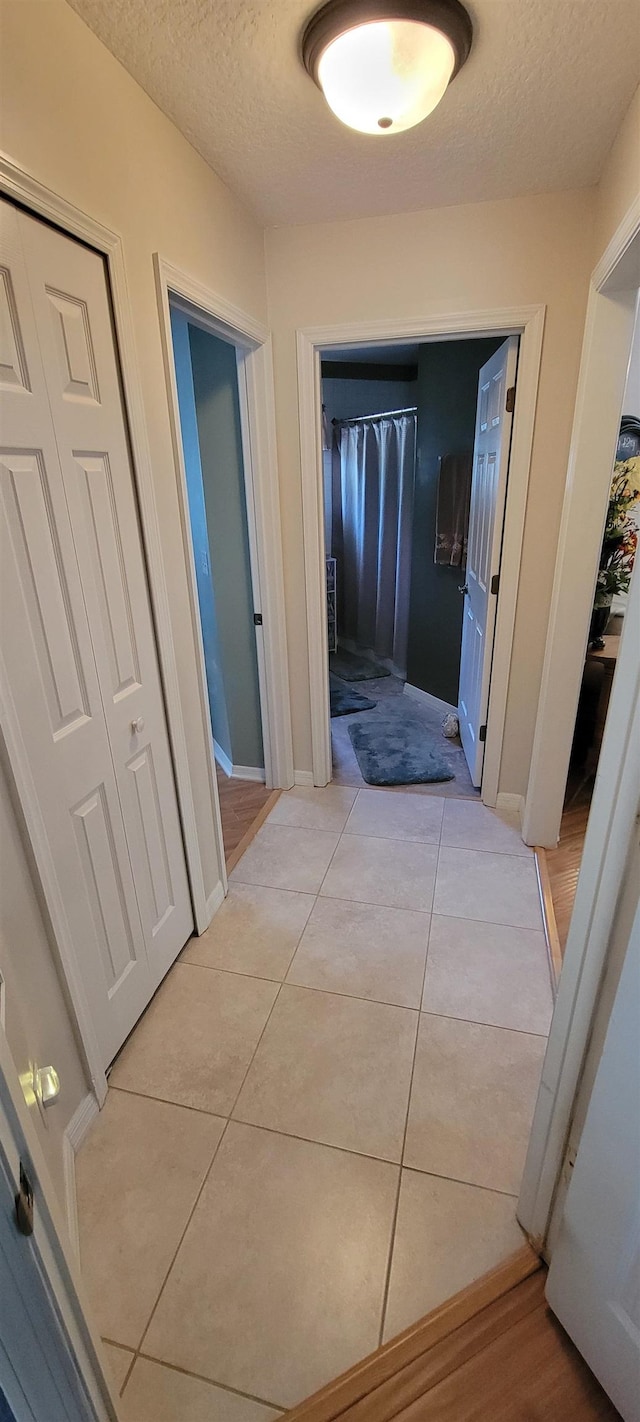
[{"x1": 332, "y1": 407, "x2": 417, "y2": 426}]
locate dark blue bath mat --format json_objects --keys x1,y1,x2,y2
[
  {"x1": 348, "y1": 715, "x2": 454, "y2": 785},
  {"x1": 330, "y1": 674, "x2": 376, "y2": 717}
]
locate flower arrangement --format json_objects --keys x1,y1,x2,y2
[{"x1": 593, "y1": 456, "x2": 640, "y2": 608}]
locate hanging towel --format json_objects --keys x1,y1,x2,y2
[{"x1": 435, "y1": 452, "x2": 473, "y2": 567}]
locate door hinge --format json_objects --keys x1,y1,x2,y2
[
  {"x1": 253, "y1": 612, "x2": 263, "y2": 626},
  {"x1": 479, "y1": 724, "x2": 487, "y2": 742},
  {"x1": 490, "y1": 573, "x2": 500, "y2": 596},
  {"x1": 506, "y1": 385, "x2": 516, "y2": 414}
]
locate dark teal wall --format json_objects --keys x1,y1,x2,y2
[
  {"x1": 406, "y1": 338, "x2": 502, "y2": 707},
  {"x1": 189, "y1": 324, "x2": 263, "y2": 770}
]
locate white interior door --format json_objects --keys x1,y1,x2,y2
[
  {"x1": 0, "y1": 199, "x2": 192, "y2": 1067},
  {"x1": 545, "y1": 852, "x2": 640, "y2": 1422},
  {"x1": 458, "y1": 337, "x2": 519, "y2": 785}
]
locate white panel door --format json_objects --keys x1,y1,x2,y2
[
  {"x1": 0, "y1": 199, "x2": 192, "y2": 1066},
  {"x1": 546, "y1": 865, "x2": 640, "y2": 1421},
  {"x1": 19, "y1": 209, "x2": 192, "y2": 979},
  {"x1": 458, "y1": 337, "x2": 519, "y2": 786}
]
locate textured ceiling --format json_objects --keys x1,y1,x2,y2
[{"x1": 66, "y1": 0, "x2": 640, "y2": 226}]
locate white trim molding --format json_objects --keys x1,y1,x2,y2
[
  {"x1": 519, "y1": 557, "x2": 640, "y2": 1248},
  {"x1": 518, "y1": 194, "x2": 640, "y2": 1252},
  {"x1": 63, "y1": 1093, "x2": 99, "y2": 1258},
  {"x1": 523, "y1": 202, "x2": 640, "y2": 848},
  {"x1": 296, "y1": 306, "x2": 546, "y2": 799},
  {"x1": 153, "y1": 255, "x2": 295, "y2": 805},
  {"x1": 294, "y1": 770, "x2": 315, "y2": 787},
  {"x1": 496, "y1": 792, "x2": 524, "y2": 820},
  {"x1": 214, "y1": 742, "x2": 265, "y2": 783}
]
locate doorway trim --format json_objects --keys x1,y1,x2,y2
[
  {"x1": 153, "y1": 256, "x2": 295, "y2": 804},
  {"x1": 522, "y1": 198, "x2": 640, "y2": 848},
  {"x1": 517, "y1": 198, "x2": 640, "y2": 1247},
  {"x1": 0, "y1": 154, "x2": 209, "y2": 1102},
  {"x1": 297, "y1": 305, "x2": 545, "y2": 799}
]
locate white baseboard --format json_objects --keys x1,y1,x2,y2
[
  {"x1": 294, "y1": 770, "x2": 315, "y2": 787},
  {"x1": 496, "y1": 792, "x2": 525, "y2": 822},
  {"x1": 403, "y1": 682, "x2": 456, "y2": 717},
  {"x1": 63, "y1": 1091, "x2": 99, "y2": 1257},
  {"x1": 231, "y1": 765, "x2": 266, "y2": 782},
  {"x1": 213, "y1": 740, "x2": 233, "y2": 777},
  {"x1": 214, "y1": 741, "x2": 265, "y2": 783},
  {"x1": 204, "y1": 880, "x2": 225, "y2": 927}
]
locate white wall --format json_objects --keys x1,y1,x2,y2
[
  {"x1": 0, "y1": 0, "x2": 268, "y2": 1176},
  {"x1": 266, "y1": 188, "x2": 596, "y2": 792}
]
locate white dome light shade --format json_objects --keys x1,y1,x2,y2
[
  {"x1": 317, "y1": 19, "x2": 455, "y2": 134},
  {"x1": 302, "y1": 0, "x2": 472, "y2": 136}
]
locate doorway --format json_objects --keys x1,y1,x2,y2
[
  {"x1": 0, "y1": 198, "x2": 193, "y2": 1070},
  {"x1": 542, "y1": 304, "x2": 639, "y2": 957},
  {"x1": 321, "y1": 334, "x2": 519, "y2": 799},
  {"x1": 297, "y1": 307, "x2": 545, "y2": 802},
  {"x1": 169, "y1": 304, "x2": 275, "y2": 864}
]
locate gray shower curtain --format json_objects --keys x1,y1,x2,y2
[{"x1": 332, "y1": 410, "x2": 416, "y2": 678}]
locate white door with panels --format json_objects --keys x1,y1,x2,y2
[
  {"x1": 545, "y1": 866, "x2": 640, "y2": 1422},
  {"x1": 0, "y1": 199, "x2": 192, "y2": 1068},
  {"x1": 458, "y1": 336, "x2": 519, "y2": 786}
]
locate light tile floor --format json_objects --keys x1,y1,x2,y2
[{"x1": 77, "y1": 787, "x2": 553, "y2": 1417}]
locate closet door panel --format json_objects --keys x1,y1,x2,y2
[
  {"x1": 19, "y1": 211, "x2": 193, "y2": 973},
  {"x1": 0, "y1": 200, "x2": 151, "y2": 1066}
]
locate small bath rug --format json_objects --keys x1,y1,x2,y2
[
  {"x1": 330, "y1": 675, "x2": 376, "y2": 717},
  {"x1": 348, "y1": 715, "x2": 454, "y2": 786},
  {"x1": 329, "y1": 649, "x2": 391, "y2": 682}
]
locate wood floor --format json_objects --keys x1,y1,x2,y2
[
  {"x1": 215, "y1": 763, "x2": 275, "y2": 865},
  {"x1": 545, "y1": 796, "x2": 591, "y2": 952},
  {"x1": 287, "y1": 1257, "x2": 619, "y2": 1421}
]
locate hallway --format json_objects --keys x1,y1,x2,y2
[{"x1": 76, "y1": 787, "x2": 554, "y2": 1416}]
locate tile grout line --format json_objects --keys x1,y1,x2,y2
[
  {"x1": 126, "y1": 881, "x2": 327, "y2": 1400},
  {"x1": 176, "y1": 959, "x2": 551, "y2": 1036},
  {"x1": 376, "y1": 834, "x2": 441, "y2": 1349},
  {"x1": 134, "y1": 1350, "x2": 285, "y2": 1413},
  {"x1": 123, "y1": 1114, "x2": 233, "y2": 1395},
  {"x1": 103, "y1": 1088, "x2": 526, "y2": 1197}
]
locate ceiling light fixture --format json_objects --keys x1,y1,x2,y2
[{"x1": 301, "y1": 0, "x2": 472, "y2": 136}]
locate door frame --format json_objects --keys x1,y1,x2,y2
[
  {"x1": 0, "y1": 154, "x2": 217, "y2": 1104},
  {"x1": 517, "y1": 198, "x2": 640, "y2": 1248},
  {"x1": 153, "y1": 256, "x2": 295, "y2": 799},
  {"x1": 296, "y1": 305, "x2": 546, "y2": 801},
  {"x1": 522, "y1": 198, "x2": 640, "y2": 848}
]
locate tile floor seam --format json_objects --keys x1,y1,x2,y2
[
  {"x1": 100, "y1": 1339, "x2": 136, "y2": 1398},
  {"x1": 131, "y1": 1112, "x2": 234, "y2": 1376},
  {"x1": 98, "y1": 1092, "x2": 534, "y2": 1197},
  {"x1": 174, "y1": 960, "x2": 548, "y2": 1029},
  {"x1": 377, "y1": 839, "x2": 442, "y2": 1347},
  {"x1": 399, "y1": 1164, "x2": 519, "y2": 1200},
  {"x1": 133, "y1": 1350, "x2": 285, "y2": 1413},
  {"x1": 313, "y1": 816, "x2": 354, "y2": 897},
  {"x1": 183, "y1": 893, "x2": 316, "y2": 988},
  {"x1": 418, "y1": 1009, "x2": 550, "y2": 1040},
  {"x1": 424, "y1": 906, "x2": 544, "y2": 933},
  {"x1": 227, "y1": 1111, "x2": 406, "y2": 1166}
]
